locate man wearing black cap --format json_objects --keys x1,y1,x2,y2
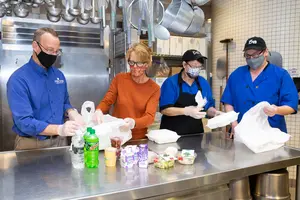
[
  {"x1": 159, "y1": 49, "x2": 220, "y2": 135},
  {"x1": 221, "y1": 36, "x2": 298, "y2": 138}
]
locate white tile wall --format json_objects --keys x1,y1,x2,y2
[{"x1": 211, "y1": 0, "x2": 300, "y2": 180}]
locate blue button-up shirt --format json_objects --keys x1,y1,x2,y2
[
  {"x1": 7, "y1": 58, "x2": 73, "y2": 140},
  {"x1": 221, "y1": 63, "x2": 298, "y2": 133},
  {"x1": 160, "y1": 71, "x2": 215, "y2": 111}
]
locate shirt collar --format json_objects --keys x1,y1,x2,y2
[{"x1": 29, "y1": 57, "x2": 52, "y2": 76}]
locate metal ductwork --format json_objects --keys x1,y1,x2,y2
[{"x1": 1, "y1": 17, "x2": 103, "y2": 48}]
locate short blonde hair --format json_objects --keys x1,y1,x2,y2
[{"x1": 126, "y1": 43, "x2": 152, "y2": 65}]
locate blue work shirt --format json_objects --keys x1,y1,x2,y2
[
  {"x1": 160, "y1": 71, "x2": 215, "y2": 111},
  {"x1": 7, "y1": 57, "x2": 73, "y2": 140},
  {"x1": 221, "y1": 63, "x2": 298, "y2": 133}
]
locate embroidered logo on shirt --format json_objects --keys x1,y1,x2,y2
[{"x1": 54, "y1": 78, "x2": 64, "y2": 84}]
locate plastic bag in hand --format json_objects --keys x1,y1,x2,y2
[
  {"x1": 195, "y1": 91, "x2": 207, "y2": 110},
  {"x1": 81, "y1": 101, "x2": 95, "y2": 127},
  {"x1": 234, "y1": 101, "x2": 290, "y2": 153}
]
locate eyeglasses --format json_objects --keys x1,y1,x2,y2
[
  {"x1": 128, "y1": 60, "x2": 146, "y2": 67},
  {"x1": 36, "y1": 41, "x2": 62, "y2": 56},
  {"x1": 244, "y1": 50, "x2": 264, "y2": 59},
  {"x1": 186, "y1": 62, "x2": 204, "y2": 70}
]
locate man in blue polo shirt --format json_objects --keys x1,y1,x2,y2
[
  {"x1": 160, "y1": 50, "x2": 220, "y2": 135},
  {"x1": 221, "y1": 36, "x2": 298, "y2": 138},
  {"x1": 7, "y1": 27, "x2": 84, "y2": 150}
]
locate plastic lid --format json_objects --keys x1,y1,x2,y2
[
  {"x1": 90, "y1": 129, "x2": 96, "y2": 134},
  {"x1": 87, "y1": 127, "x2": 92, "y2": 133}
]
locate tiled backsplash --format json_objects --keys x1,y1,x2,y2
[{"x1": 211, "y1": 0, "x2": 300, "y2": 180}]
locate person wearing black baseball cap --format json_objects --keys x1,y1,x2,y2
[
  {"x1": 159, "y1": 49, "x2": 221, "y2": 135},
  {"x1": 221, "y1": 36, "x2": 298, "y2": 139}
]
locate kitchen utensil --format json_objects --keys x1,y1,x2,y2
[
  {"x1": 77, "y1": 16, "x2": 89, "y2": 24},
  {"x1": 45, "y1": 0, "x2": 55, "y2": 6},
  {"x1": 0, "y1": 3, "x2": 6, "y2": 18},
  {"x1": 162, "y1": 0, "x2": 194, "y2": 34},
  {"x1": 79, "y1": 0, "x2": 90, "y2": 20},
  {"x1": 229, "y1": 177, "x2": 252, "y2": 200},
  {"x1": 62, "y1": 0, "x2": 78, "y2": 7},
  {"x1": 32, "y1": 3, "x2": 39, "y2": 7},
  {"x1": 33, "y1": 0, "x2": 44, "y2": 4},
  {"x1": 184, "y1": 6, "x2": 204, "y2": 35},
  {"x1": 192, "y1": 0, "x2": 210, "y2": 6},
  {"x1": 10, "y1": 0, "x2": 21, "y2": 5},
  {"x1": 254, "y1": 169, "x2": 290, "y2": 200},
  {"x1": 90, "y1": 0, "x2": 100, "y2": 23},
  {"x1": 84, "y1": 0, "x2": 92, "y2": 11},
  {"x1": 47, "y1": 0, "x2": 62, "y2": 17},
  {"x1": 216, "y1": 56, "x2": 225, "y2": 111},
  {"x1": 47, "y1": 12, "x2": 61, "y2": 22},
  {"x1": 268, "y1": 51, "x2": 283, "y2": 68},
  {"x1": 110, "y1": 0, "x2": 117, "y2": 31},
  {"x1": 23, "y1": 0, "x2": 33, "y2": 6},
  {"x1": 13, "y1": 2, "x2": 29, "y2": 18},
  {"x1": 97, "y1": 0, "x2": 106, "y2": 27},
  {"x1": 69, "y1": 0, "x2": 80, "y2": 16},
  {"x1": 154, "y1": 24, "x2": 170, "y2": 40},
  {"x1": 128, "y1": 0, "x2": 164, "y2": 32},
  {"x1": 220, "y1": 38, "x2": 233, "y2": 81},
  {"x1": 62, "y1": 0, "x2": 75, "y2": 22}
]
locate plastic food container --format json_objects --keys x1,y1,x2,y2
[
  {"x1": 177, "y1": 152, "x2": 197, "y2": 165},
  {"x1": 153, "y1": 154, "x2": 175, "y2": 169}
]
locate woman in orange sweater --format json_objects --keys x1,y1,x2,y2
[{"x1": 94, "y1": 43, "x2": 160, "y2": 140}]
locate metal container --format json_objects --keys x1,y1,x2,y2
[
  {"x1": 230, "y1": 176, "x2": 252, "y2": 200},
  {"x1": 162, "y1": 0, "x2": 194, "y2": 34},
  {"x1": 253, "y1": 169, "x2": 290, "y2": 200},
  {"x1": 184, "y1": 6, "x2": 204, "y2": 35}
]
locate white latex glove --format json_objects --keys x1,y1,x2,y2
[
  {"x1": 57, "y1": 121, "x2": 80, "y2": 136},
  {"x1": 263, "y1": 105, "x2": 278, "y2": 117},
  {"x1": 183, "y1": 106, "x2": 206, "y2": 119},
  {"x1": 68, "y1": 109, "x2": 85, "y2": 126},
  {"x1": 92, "y1": 109, "x2": 104, "y2": 125},
  {"x1": 119, "y1": 118, "x2": 135, "y2": 132}
]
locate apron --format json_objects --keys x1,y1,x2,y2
[{"x1": 160, "y1": 71, "x2": 204, "y2": 135}]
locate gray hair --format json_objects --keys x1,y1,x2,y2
[{"x1": 33, "y1": 27, "x2": 59, "y2": 42}]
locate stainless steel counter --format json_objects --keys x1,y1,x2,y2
[{"x1": 1, "y1": 132, "x2": 300, "y2": 200}]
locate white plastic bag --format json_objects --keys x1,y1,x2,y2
[
  {"x1": 81, "y1": 101, "x2": 96, "y2": 127},
  {"x1": 195, "y1": 91, "x2": 207, "y2": 109},
  {"x1": 206, "y1": 111, "x2": 239, "y2": 129},
  {"x1": 93, "y1": 114, "x2": 132, "y2": 147},
  {"x1": 235, "y1": 102, "x2": 290, "y2": 153},
  {"x1": 146, "y1": 129, "x2": 180, "y2": 144}
]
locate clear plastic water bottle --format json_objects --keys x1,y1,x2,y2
[
  {"x1": 85, "y1": 129, "x2": 99, "y2": 168},
  {"x1": 71, "y1": 130, "x2": 85, "y2": 169},
  {"x1": 84, "y1": 127, "x2": 92, "y2": 163}
]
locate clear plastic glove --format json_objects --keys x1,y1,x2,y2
[
  {"x1": 92, "y1": 109, "x2": 104, "y2": 125},
  {"x1": 119, "y1": 118, "x2": 135, "y2": 132},
  {"x1": 58, "y1": 121, "x2": 81, "y2": 136},
  {"x1": 263, "y1": 105, "x2": 278, "y2": 117},
  {"x1": 184, "y1": 106, "x2": 206, "y2": 119},
  {"x1": 68, "y1": 109, "x2": 85, "y2": 126}
]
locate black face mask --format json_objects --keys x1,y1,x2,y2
[{"x1": 35, "y1": 43, "x2": 57, "y2": 68}]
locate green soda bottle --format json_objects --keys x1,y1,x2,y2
[
  {"x1": 84, "y1": 127, "x2": 92, "y2": 163},
  {"x1": 85, "y1": 129, "x2": 99, "y2": 168}
]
